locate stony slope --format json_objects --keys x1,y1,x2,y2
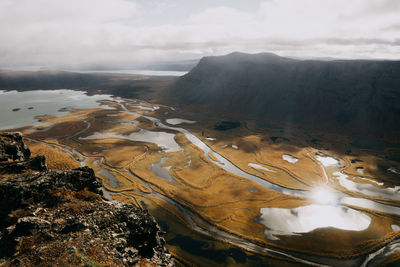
[
  {"x1": 169, "y1": 52, "x2": 400, "y2": 141},
  {"x1": 0, "y1": 133, "x2": 174, "y2": 267}
]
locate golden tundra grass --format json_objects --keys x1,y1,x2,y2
[
  {"x1": 27, "y1": 141, "x2": 80, "y2": 170},
  {"x1": 20, "y1": 104, "x2": 400, "y2": 260}
]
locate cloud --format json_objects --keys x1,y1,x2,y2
[{"x1": 0, "y1": 0, "x2": 399, "y2": 68}]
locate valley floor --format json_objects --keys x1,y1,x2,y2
[{"x1": 4, "y1": 96, "x2": 400, "y2": 266}]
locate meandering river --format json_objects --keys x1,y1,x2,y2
[{"x1": 3, "y1": 90, "x2": 399, "y2": 266}]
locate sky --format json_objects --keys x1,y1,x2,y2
[{"x1": 0, "y1": 0, "x2": 399, "y2": 68}]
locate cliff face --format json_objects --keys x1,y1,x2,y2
[
  {"x1": 169, "y1": 52, "x2": 400, "y2": 140},
  {"x1": 0, "y1": 133, "x2": 174, "y2": 266}
]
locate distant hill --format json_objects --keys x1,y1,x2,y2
[
  {"x1": 0, "y1": 70, "x2": 176, "y2": 99},
  {"x1": 168, "y1": 52, "x2": 400, "y2": 141},
  {"x1": 50, "y1": 59, "x2": 199, "y2": 73},
  {"x1": 0, "y1": 70, "x2": 109, "y2": 90},
  {"x1": 144, "y1": 59, "x2": 199, "y2": 71}
]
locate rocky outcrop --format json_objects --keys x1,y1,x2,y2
[
  {"x1": 0, "y1": 133, "x2": 31, "y2": 162},
  {"x1": 0, "y1": 133, "x2": 174, "y2": 266},
  {"x1": 0, "y1": 133, "x2": 46, "y2": 175}
]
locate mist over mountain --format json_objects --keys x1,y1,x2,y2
[
  {"x1": 144, "y1": 59, "x2": 199, "y2": 72},
  {"x1": 169, "y1": 52, "x2": 400, "y2": 141}
]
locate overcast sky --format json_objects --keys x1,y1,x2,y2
[{"x1": 1, "y1": 0, "x2": 399, "y2": 68}]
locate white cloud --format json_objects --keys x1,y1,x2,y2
[{"x1": 0, "y1": 0, "x2": 399, "y2": 68}]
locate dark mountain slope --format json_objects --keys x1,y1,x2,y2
[{"x1": 168, "y1": 52, "x2": 400, "y2": 141}]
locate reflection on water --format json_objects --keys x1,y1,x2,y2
[
  {"x1": 258, "y1": 180, "x2": 400, "y2": 240},
  {"x1": 151, "y1": 157, "x2": 179, "y2": 184},
  {"x1": 0, "y1": 89, "x2": 113, "y2": 129},
  {"x1": 166, "y1": 118, "x2": 196, "y2": 125},
  {"x1": 342, "y1": 197, "x2": 400, "y2": 215},
  {"x1": 392, "y1": 225, "x2": 400, "y2": 231},
  {"x1": 388, "y1": 167, "x2": 400, "y2": 175},
  {"x1": 116, "y1": 100, "x2": 400, "y2": 239},
  {"x1": 282, "y1": 154, "x2": 298, "y2": 163},
  {"x1": 248, "y1": 163, "x2": 275, "y2": 173},
  {"x1": 77, "y1": 69, "x2": 187, "y2": 76},
  {"x1": 106, "y1": 113, "x2": 121, "y2": 117},
  {"x1": 310, "y1": 186, "x2": 339, "y2": 205},
  {"x1": 361, "y1": 238, "x2": 400, "y2": 267},
  {"x1": 184, "y1": 156, "x2": 192, "y2": 168},
  {"x1": 356, "y1": 167, "x2": 365, "y2": 175},
  {"x1": 334, "y1": 171, "x2": 400, "y2": 201},
  {"x1": 167, "y1": 234, "x2": 251, "y2": 265},
  {"x1": 116, "y1": 100, "x2": 400, "y2": 223},
  {"x1": 3, "y1": 92, "x2": 400, "y2": 265},
  {"x1": 118, "y1": 101, "x2": 305, "y2": 196},
  {"x1": 80, "y1": 129, "x2": 182, "y2": 152},
  {"x1": 357, "y1": 176, "x2": 384, "y2": 186},
  {"x1": 316, "y1": 155, "x2": 339, "y2": 167},
  {"x1": 259, "y1": 204, "x2": 371, "y2": 240},
  {"x1": 97, "y1": 169, "x2": 119, "y2": 188},
  {"x1": 128, "y1": 104, "x2": 160, "y2": 111}
]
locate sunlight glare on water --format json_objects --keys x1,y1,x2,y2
[
  {"x1": 310, "y1": 186, "x2": 339, "y2": 205},
  {"x1": 258, "y1": 185, "x2": 371, "y2": 239}
]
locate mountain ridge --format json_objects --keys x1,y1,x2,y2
[{"x1": 168, "y1": 52, "x2": 400, "y2": 141}]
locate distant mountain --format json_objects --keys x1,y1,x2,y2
[
  {"x1": 168, "y1": 52, "x2": 400, "y2": 141},
  {"x1": 50, "y1": 59, "x2": 199, "y2": 72},
  {"x1": 0, "y1": 70, "x2": 176, "y2": 99},
  {"x1": 0, "y1": 70, "x2": 110, "y2": 90},
  {"x1": 144, "y1": 59, "x2": 199, "y2": 72}
]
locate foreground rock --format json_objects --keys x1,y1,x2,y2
[{"x1": 0, "y1": 133, "x2": 174, "y2": 266}]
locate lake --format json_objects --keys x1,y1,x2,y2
[{"x1": 0, "y1": 89, "x2": 114, "y2": 129}]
